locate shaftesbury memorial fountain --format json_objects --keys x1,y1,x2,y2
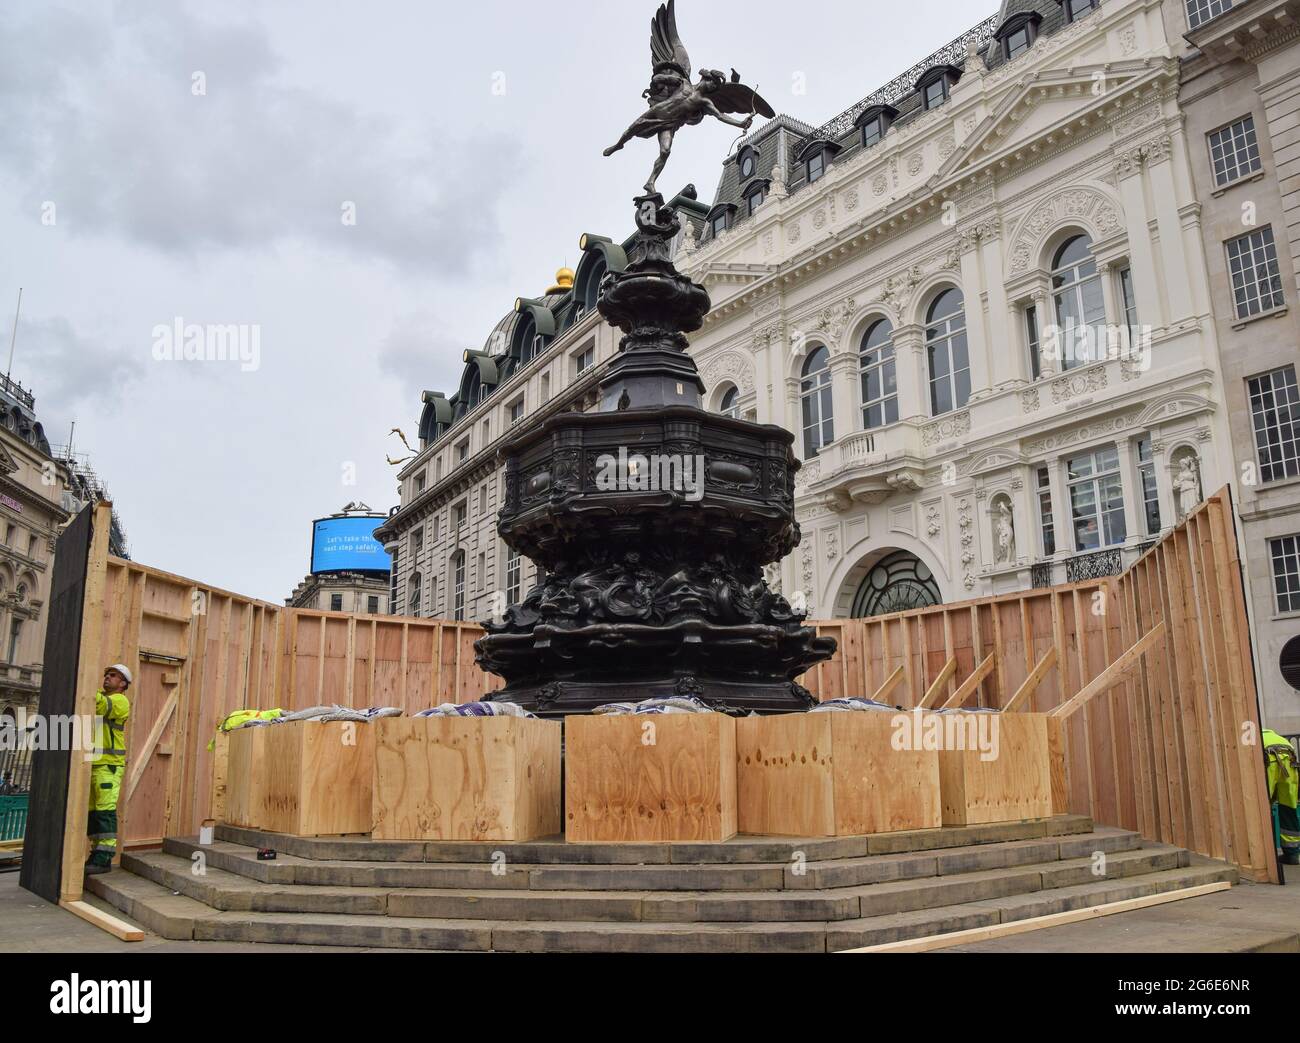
[{"x1": 476, "y1": 0, "x2": 836, "y2": 718}]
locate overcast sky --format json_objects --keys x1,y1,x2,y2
[{"x1": 0, "y1": 0, "x2": 988, "y2": 602}]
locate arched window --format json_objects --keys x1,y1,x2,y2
[
  {"x1": 851, "y1": 551, "x2": 942, "y2": 618},
  {"x1": 800, "y1": 347, "x2": 834, "y2": 458},
  {"x1": 452, "y1": 552, "x2": 466, "y2": 621},
  {"x1": 407, "y1": 571, "x2": 422, "y2": 615},
  {"x1": 859, "y1": 319, "x2": 899, "y2": 430},
  {"x1": 719, "y1": 385, "x2": 740, "y2": 419},
  {"x1": 925, "y1": 289, "x2": 970, "y2": 415},
  {"x1": 1051, "y1": 234, "x2": 1106, "y2": 370}
]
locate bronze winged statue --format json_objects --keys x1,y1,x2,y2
[{"x1": 603, "y1": 0, "x2": 775, "y2": 195}]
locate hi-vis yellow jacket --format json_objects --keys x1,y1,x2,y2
[
  {"x1": 94, "y1": 689, "x2": 130, "y2": 767},
  {"x1": 206, "y1": 708, "x2": 284, "y2": 750}
]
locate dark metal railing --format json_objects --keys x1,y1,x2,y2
[
  {"x1": 1031, "y1": 562, "x2": 1054, "y2": 589},
  {"x1": 1064, "y1": 548, "x2": 1125, "y2": 582}
]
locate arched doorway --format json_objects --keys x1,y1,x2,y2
[{"x1": 850, "y1": 550, "x2": 942, "y2": 618}]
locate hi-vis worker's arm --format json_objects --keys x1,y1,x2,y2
[{"x1": 96, "y1": 689, "x2": 130, "y2": 724}]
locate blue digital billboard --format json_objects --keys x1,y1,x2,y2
[{"x1": 310, "y1": 516, "x2": 391, "y2": 575}]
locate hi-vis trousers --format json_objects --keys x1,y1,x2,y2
[{"x1": 87, "y1": 763, "x2": 122, "y2": 864}]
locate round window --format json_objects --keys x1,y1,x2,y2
[
  {"x1": 740, "y1": 151, "x2": 755, "y2": 178},
  {"x1": 1281, "y1": 635, "x2": 1300, "y2": 691}
]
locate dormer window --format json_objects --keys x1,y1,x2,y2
[
  {"x1": 916, "y1": 65, "x2": 961, "y2": 112},
  {"x1": 995, "y1": 12, "x2": 1041, "y2": 61},
  {"x1": 742, "y1": 179, "x2": 770, "y2": 216},
  {"x1": 855, "y1": 105, "x2": 897, "y2": 149},
  {"x1": 1059, "y1": 0, "x2": 1097, "y2": 23},
  {"x1": 738, "y1": 146, "x2": 758, "y2": 180},
  {"x1": 796, "y1": 139, "x2": 840, "y2": 185},
  {"x1": 705, "y1": 202, "x2": 737, "y2": 238}
]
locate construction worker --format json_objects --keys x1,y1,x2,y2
[
  {"x1": 1264, "y1": 728, "x2": 1299, "y2": 866},
  {"x1": 84, "y1": 664, "x2": 131, "y2": 876}
]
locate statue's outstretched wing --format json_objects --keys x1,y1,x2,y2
[
  {"x1": 650, "y1": 0, "x2": 691, "y2": 78},
  {"x1": 711, "y1": 82, "x2": 776, "y2": 119}
]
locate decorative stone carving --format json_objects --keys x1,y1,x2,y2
[
  {"x1": 938, "y1": 133, "x2": 956, "y2": 160},
  {"x1": 786, "y1": 222, "x2": 802, "y2": 245},
  {"x1": 1176, "y1": 452, "x2": 1202, "y2": 518},
  {"x1": 816, "y1": 298, "x2": 857, "y2": 342},
  {"x1": 872, "y1": 173, "x2": 888, "y2": 196},
  {"x1": 825, "y1": 529, "x2": 838, "y2": 562},
  {"x1": 1009, "y1": 187, "x2": 1121, "y2": 273},
  {"x1": 1050, "y1": 367, "x2": 1108, "y2": 404},
  {"x1": 702, "y1": 350, "x2": 755, "y2": 395},
  {"x1": 844, "y1": 188, "x2": 860, "y2": 212},
  {"x1": 994, "y1": 497, "x2": 1016, "y2": 564},
  {"x1": 907, "y1": 151, "x2": 924, "y2": 176},
  {"x1": 770, "y1": 163, "x2": 788, "y2": 199},
  {"x1": 1119, "y1": 25, "x2": 1137, "y2": 56},
  {"x1": 1021, "y1": 387, "x2": 1041, "y2": 412},
  {"x1": 812, "y1": 208, "x2": 828, "y2": 230},
  {"x1": 926, "y1": 503, "x2": 941, "y2": 537},
  {"x1": 1026, "y1": 413, "x2": 1141, "y2": 454},
  {"x1": 922, "y1": 411, "x2": 971, "y2": 447}
]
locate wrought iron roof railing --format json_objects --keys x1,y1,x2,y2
[{"x1": 810, "y1": 15, "x2": 999, "y2": 142}]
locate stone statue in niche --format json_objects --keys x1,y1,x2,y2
[
  {"x1": 1176, "y1": 454, "x2": 1202, "y2": 518},
  {"x1": 995, "y1": 499, "x2": 1016, "y2": 564}
]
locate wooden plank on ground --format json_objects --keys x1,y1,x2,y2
[
  {"x1": 59, "y1": 899, "x2": 145, "y2": 942},
  {"x1": 838, "y1": 881, "x2": 1231, "y2": 952}
]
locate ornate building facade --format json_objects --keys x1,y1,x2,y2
[
  {"x1": 688, "y1": 0, "x2": 1227, "y2": 618},
  {"x1": 379, "y1": 0, "x2": 1300, "y2": 726},
  {"x1": 1174, "y1": 0, "x2": 1300, "y2": 732},
  {"x1": 0, "y1": 375, "x2": 70, "y2": 721}
]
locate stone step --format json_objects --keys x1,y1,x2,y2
[
  {"x1": 121, "y1": 842, "x2": 1188, "y2": 924},
  {"x1": 85, "y1": 857, "x2": 1238, "y2": 953},
  {"x1": 825, "y1": 863, "x2": 1239, "y2": 951},
  {"x1": 165, "y1": 828, "x2": 1139, "y2": 894},
  {"x1": 214, "y1": 815, "x2": 1093, "y2": 866}
]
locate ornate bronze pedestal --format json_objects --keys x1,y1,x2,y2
[{"x1": 476, "y1": 193, "x2": 835, "y2": 718}]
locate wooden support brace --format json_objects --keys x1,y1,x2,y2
[
  {"x1": 1051, "y1": 622, "x2": 1166, "y2": 721},
  {"x1": 940, "y1": 653, "x2": 997, "y2": 711},
  {"x1": 123, "y1": 688, "x2": 179, "y2": 805},
  {"x1": 1003, "y1": 646, "x2": 1058, "y2": 714},
  {"x1": 870, "y1": 665, "x2": 905, "y2": 704},
  {"x1": 918, "y1": 656, "x2": 958, "y2": 710}
]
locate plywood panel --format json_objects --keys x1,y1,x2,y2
[
  {"x1": 736, "y1": 712, "x2": 939, "y2": 836},
  {"x1": 938, "y1": 713, "x2": 1052, "y2": 826},
  {"x1": 566, "y1": 714, "x2": 736, "y2": 842},
  {"x1": 372, "y1": 716, "x2": 560, "y2": 841}
]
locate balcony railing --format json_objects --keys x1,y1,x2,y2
[
  {"x1": 1031, "y1": 562, "x2": 1054, "y2": 589},
  {"x1": 795, "y1": 423, "x2": 924, "y2": 504},
  {"x1": 1064, "y1": 548, "x2": 1124, "y2": 582}
]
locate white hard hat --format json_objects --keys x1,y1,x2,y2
[{"x1": 107, "y1": 663, "x2": 133, "y2": 686}]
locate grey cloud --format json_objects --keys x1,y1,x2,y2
[
  {"x1": 0, "y1": 2, "x2": 513, "y2": 273},
  {"x1": 377, "y1": 311, "x2": 470, "y2": 397},
  {"x1": 14, "y1": 315, "x2": 145, "y2": 438}
]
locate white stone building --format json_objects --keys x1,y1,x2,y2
[{"x1": 379, "y1": 0, "x2": 1299, "y2": 722}]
